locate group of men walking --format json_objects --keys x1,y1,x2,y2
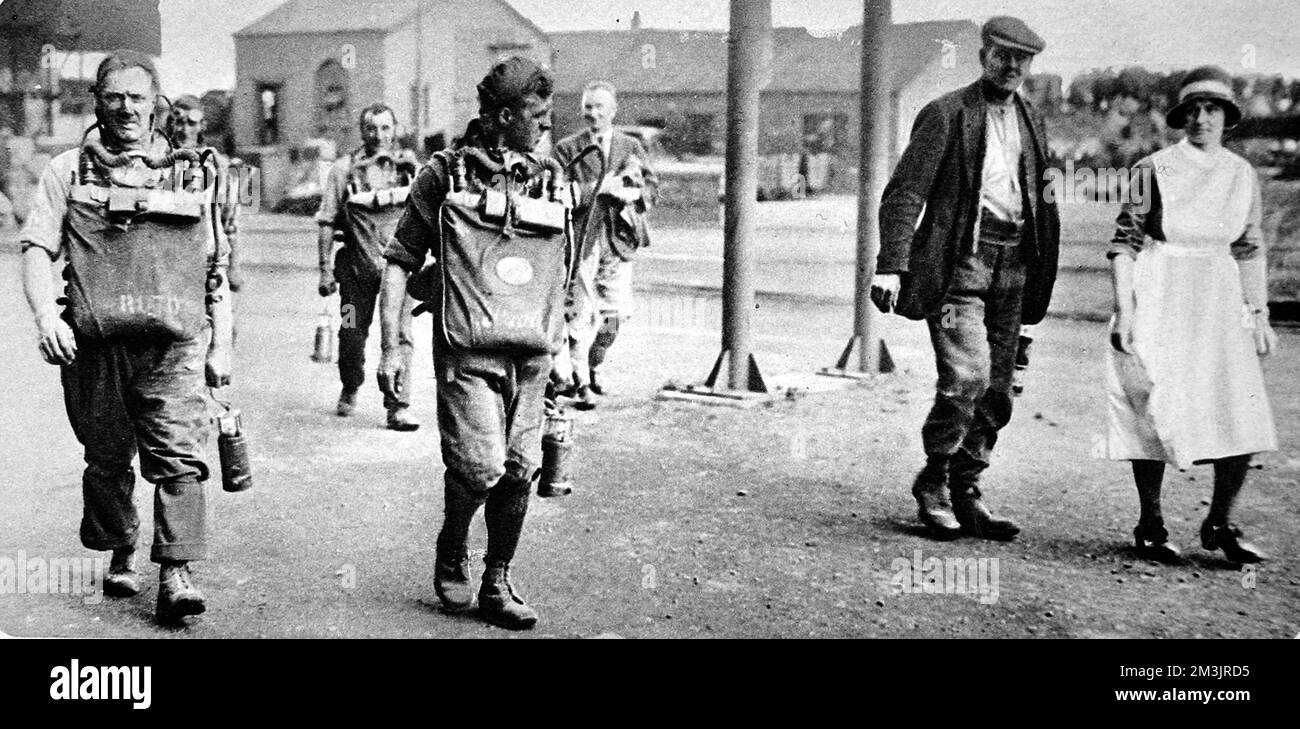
[
  {"x1": 318, "y1": 81, "x2": 655, "y2": 429},
  {"x1": 19, "y1": 45, "x2": 655, "y2": 630},
  {"x1": 18, "y1": 13, "x2": 1275, "y2": 634}
]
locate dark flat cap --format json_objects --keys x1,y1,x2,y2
[{"x1": 981, "y1": 16, "x2": 1045, "y2": 54}]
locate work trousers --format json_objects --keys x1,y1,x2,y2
[
  {"x1": 434, "y1": 346, "x2": 552, "y2": 494},
  {"x1": 336, "y1": 251, "x2": 414, "y2": 409},
  {"x1": 921, "y1": 233, "x2": 1028, "y2": 469},
  {"x1": 61, "y1": 334, "x2": 210, "y2": 563}
]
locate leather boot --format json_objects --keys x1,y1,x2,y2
[
  {"x1": 478, "y1": 473, "x2": 538, "y2": 629},
  {"x1": 435, "y1": 474, "x2": 486, "y2": 610},
  {"x1": 483, "y1": 472, "x2": 531, "y2": 565},
  {"x1": 336, "y1": 387, "x2": 358, "y2": 416},
  {"x1": 386, "y1": 405, "x2": 421, "y2": 432},
  {"x1": 949, "y1": 484, "x2": 1020, "y2": 541},
  {"x1": 573, "y1": 384, "x2": 599, "y2": 411},
  {"x1": 911, "y1": 458, "x2": 961, "y2": 540},
  {"x1": 104, "y1": 546, "x2": 141, "y2": 598},
  {"x1": 157, "y1": 562, "x2": 205, "y2": 624},
  {"x1": 587, "y1": 368, "x2": 607, "y2": 397},
  {"x1": 949, "y1": 453, "x2": 1019, "y2": 541},
  {"x1": 478, "y1": 561, "x2": 538, "y2": 630},
  {"x1": 434, "y1": 553, "x2": 474, "y2": 611}
]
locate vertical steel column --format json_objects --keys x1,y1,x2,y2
[
  {"x1": 721, "y1": 0, "x2": 771, "y2": 390},
  {"x1": 853, "y1": 0, "x2": 892, "y2": 371}
]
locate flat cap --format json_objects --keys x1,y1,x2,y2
[{"x1": 981, "y1": 16, "x2": 1045, "y2": 55}]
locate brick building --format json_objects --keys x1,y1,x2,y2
[
  {"x1": 549, "y1": 19, "x2": 982, "y2": 168},
  {"x1": 232, "y1": 0, "x2": 550, "y2": 198}
]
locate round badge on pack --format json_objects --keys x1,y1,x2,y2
[{"x1": 496, "y1": 257, "x2": 534, "y2": 286}]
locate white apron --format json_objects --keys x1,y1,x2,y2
[{"x1": 1106, "y1": 141, "x2": 1276, "y2": 469}]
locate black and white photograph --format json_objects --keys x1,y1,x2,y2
[{"x1": 0, "y1": 0, "x2": 1296, "y2": 701}]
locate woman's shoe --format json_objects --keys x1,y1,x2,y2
[
  {"x1": 1200, "y1": 521, "x2": 1268, "y2": 564},
  {"x1": 1133, "y1": 522, "x2": 1182, "y2": 564}
]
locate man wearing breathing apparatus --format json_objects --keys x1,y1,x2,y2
[
  {"x1": 20, "y1": 50, "x2": 233, "y2": 625},
  {"x1": 380, "y1": 57, "x2": 570, "y2": 630},
  {"x1": 316, "y1": 103, "x2": 422, "y2": 431}
]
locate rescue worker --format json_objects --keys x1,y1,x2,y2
[
  {"x1": 19, "y1": 50, "x2": 233, "y2": 624},
  {"x1": 380, "y1": 57, "x2": 566, "y2": 630},
  {"x1": 316, "y1": 103, "x2": 421, "y2": 430},
  {"x1": 551, "y1": 82, "x2": 657, "y2": 408},
  {"x1": 167, "y1": 94, "x2": 243, "y2": 318}
]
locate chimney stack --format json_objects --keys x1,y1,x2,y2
[{"x1": 631, "y1": 10, "x2": 642, "y2": 31}]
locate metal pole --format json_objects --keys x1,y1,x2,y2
[
  {"x1": 414, "y1": 0, "x2": 423, "y2": 133},
  {"x1": 853, "y1": 0, "x2": 892, "y2": 371},
  {"x1": 722, "y1": 0, "x2": 770, "y2": 390}
]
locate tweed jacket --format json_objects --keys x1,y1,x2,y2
[
  {"x1": 877, "y1": 80, "x2": 1060, "y2": 324},
  {"x1": 552, "y1": 129, "x2": 658, "y2": 261}
]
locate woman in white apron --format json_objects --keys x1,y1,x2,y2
[{"x1": 1106, "y1": 66, "x2": 1278, "y2": 565}]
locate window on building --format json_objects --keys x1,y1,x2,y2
[{"x1": 256, "y1": 83, "x2": 282, "y2": 146}]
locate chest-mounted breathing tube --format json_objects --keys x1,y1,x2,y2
[
  {"x1": 78, "y1": 122, "x2": 211, "y2": 177},
  {"x1": 73, "y1": 122, "x2": 223, "y2": 237},
  {"x1": 345, "y1": 147, "x2": 420, "y2": 210}
]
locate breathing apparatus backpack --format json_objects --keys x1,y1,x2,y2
[
  {"x1": 61, "y1": 128, "x2": 221, "y2": 341},
  {"x1": 411, "y1": 148, "x2": 575, "y2": 354},
  {"x1": 337, "y1": 147, "x2": 418, "y2": 280}
]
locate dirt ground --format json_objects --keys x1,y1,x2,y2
[{"x1": 0, "y1": 211, "x2": 1296, "y2": 639}]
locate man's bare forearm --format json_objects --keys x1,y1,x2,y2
[
  {"x1": 208, "y1": 264, "x2": 233, "y2": 350},
  {"x1": 21, "y1": 247, "x2": 60, "y2": 326},
  {"x1": 379, "y1": 262, "x2": 411, "y2": 351},
  {"x1": 318, "y1": 225, "x2": 336, "y2": 271}
]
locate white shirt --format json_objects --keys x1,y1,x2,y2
[{"x1": 980, "y1": 100, "x2": 1023, "y2": 224}]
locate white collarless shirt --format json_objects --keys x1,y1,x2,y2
[{"x1": 981, "y1": 99, "x2": 1024, "y2": 224}]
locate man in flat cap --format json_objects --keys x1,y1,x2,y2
[{"x1": 871, "y1": 16, "x2": 1060, "y2": 541}]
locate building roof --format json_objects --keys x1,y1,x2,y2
[
  {"x1": 0, "y1": 0, "x2": 162, "y2": 55},
  {"x1": 235, "y1": 0, "x2": 418, "y2": 35},
  {"x1": 551, "y1": 20, "x2": 980, "y2": 95},
  {"x1": 234, "y1": 0, "x2": 547, "y2": 39}
]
